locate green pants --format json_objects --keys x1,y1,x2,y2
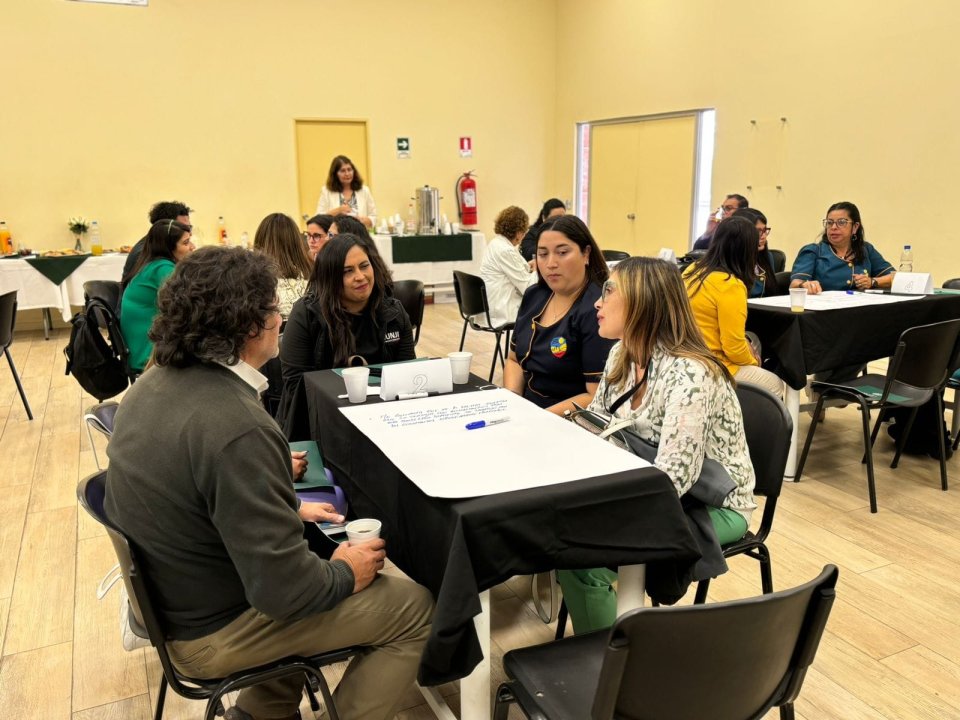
[{"x1": 557, "y1": 507, "x2": 747, "y2": 634}]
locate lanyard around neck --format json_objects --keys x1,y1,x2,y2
[{"x1": 606, "y1": 358, "x2": 653, "y2": 415}]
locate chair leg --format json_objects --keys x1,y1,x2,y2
[
  {"x1": 936, "y1": 393, "x2": 949, "y2": 491},
  {"x1": 758, "y1": 543, "x2": 774, "y2": 594},
  {"x1": 458, "y1": 318, "x2": 468, "y2": 352},
  {"x1": 306, "y1": 676, "x2": 321, "y2": 711},
  {"x1": 890, "y1": 406, "x2": 919, "y2": 469},
  {"x1": 488, "y1": 331, "x2": 501, "y2": 382},
  {"x1": 86, "y1": 421, "x2": 103, "y2": 471},
  {"x1": 795, "y1": 395, "x2": 827, "y2": 480},
  {"x1": 5, "y1": 348, "x2": 33, "y2": 420},
  {"x1": 494, "y1": 684, "x2": 515, "y2": 720},
  {"x1": 154, "y1": 675, "x2": 168, "y2": 720},
  {"x1": 554, "y1": 599, "x2": 568, "y2": 640},
  {"x1": 780, "y1": 702, "x2": 796, "y2": 720},
  {"x1": 694, "y1": 579, "x2": 710, "y2": 605},
  {"x1": 857, "y1": 398, "x2": 878, "y2": 513}
]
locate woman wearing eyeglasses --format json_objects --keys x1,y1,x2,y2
[
  {"x1": 683, "y1": 216, "x2": 784, "y2": 397},
  {"x1": 120, "y1": 219, "x2": 195, "y2": 373},
  {"x1": 790, "y1": 201, "x2": 895, "y2": 294},
  {"x1": 277, "y1": 233, "x2": 414, "y2": 440},
  {"x1": 557, "y1": 257, "x2": 756, "y2": 634},
  {"x1": 316, "y1": 155, "x2": 377, "y2": 229},
  {"x1": 304, "y1": 214, "x2": 334, "y2": 260},
  {"x1": 733, "y1": 207, "x2": 779, "y2": 298}
]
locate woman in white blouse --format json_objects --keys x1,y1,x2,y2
[
  {"x1": 557, "y1": 256, "x2": 756, "y2": 634},
  {"x1": 479, "y1": 206, "x2": 537, "y2": 327},
  {"x1": 315, "y1": 155, "x2": 377, "y2": 228}
]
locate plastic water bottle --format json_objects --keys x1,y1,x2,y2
[
  {"x1": 89, "y1": 221, "x2": 101, "y2": 254},
  {"x1": 406, "y1": 203, "x2": 417, "y2": 234},
  {"x1": 899, "y1": 245, "x2": 913, "y2": 272},
  {"x1": 240, "y1": 231, "x2": 249, "y2": 250}
]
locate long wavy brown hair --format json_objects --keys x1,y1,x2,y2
[{"x1": 253, "y1": 213, "x2": 313, "y2": 280}]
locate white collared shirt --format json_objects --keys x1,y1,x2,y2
[{"x1": 218, "y1": 360, "x2": 269, "y2": 396}]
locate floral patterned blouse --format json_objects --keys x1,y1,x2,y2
[{"x1": 587, "y1": 342, "x2": 756, "y2": 520}]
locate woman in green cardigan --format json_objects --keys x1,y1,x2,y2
[{"x1": 120, "y1": 219, "x2": 195, "y2": 373}]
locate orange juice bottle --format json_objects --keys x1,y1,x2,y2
[
  {"x1": 0, "y1": 221, "x2": 11, "y2": 255},
  {"x1": 217, "y1": 216, "x2": 229, "y2": 245}
]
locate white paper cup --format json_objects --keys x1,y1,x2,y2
[
  {"x1": 789, "y1": 287, "x2": 807, "y2": 313},
  {"x1": 342, "y1": 366, "x2": 370, "y2": 403},
  {"x1": 448, "y1": 351, "x2": 473, "y2": 384},
  {"x1": 346, "y1": 518, "x2": 382, "y2": 545}
]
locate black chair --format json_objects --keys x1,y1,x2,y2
[
  {"x1": 796, "y1": 318, "x2": 960, "y2": 512},
  {"x1": 84, "y1": 400, "x2": 120, "y2": 470},
  {"x1": 694, "y1": 384, "x2": 792, "y2": 603},
  {"x1": 393, "y1": 279, "x2": 425, "y2": 346},
  {"x1": 453, "y1": 271, "x2": 514, "y2": 382},
  {"x1": 83, "y1": 279, "x2": 121, "y2": 315},
  {"x1": 0, "y1": 290, "x2": 33, "y2": 420},
  {"x1": 942, "y1": 280, "x2": 960, "y2": 448},
  {"x1": 77, "y1": 471, "x2": 356, "y2": 720},
  {"x1": 496, "y1": 565, "x2": 839, "y2": 720},
  {"x1": 601, "y1": 249, "x2": 630, "y2": 262},
  {"x1": 768, "y1": 248, "x2": 787, "y2": 273},
  {"x1": 773, "y1": 270, "x2": 793, "y2": 296}
]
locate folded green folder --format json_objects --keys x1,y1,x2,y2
[
  {"x1": 854, "y1": 385, "x2": 911, "y2": 405},
  {"x1": 290, "y1": 440, "x2": 333, "y2": 489}
]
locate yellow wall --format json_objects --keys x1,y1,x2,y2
[
  {"x1": 554, "y1": 0, "x2": 960, "y2": 279},
  {"x1": 2, "y1": 0, "x2": 556, "y2": 250}
]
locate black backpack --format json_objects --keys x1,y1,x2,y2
[{"x1": 64, "y1": 296, "x2": 133, "y2": 401}]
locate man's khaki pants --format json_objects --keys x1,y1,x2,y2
[{"x1": 168, "y1": 575, "x2": 434, "y2": 720}]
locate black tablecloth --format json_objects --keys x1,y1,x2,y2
[
  {"x1": 391, "y1": 233, "x2": 472, "y2": 263},
  {"x1": 747, "y1": 294, "x2": 960, "y2": 390},
  {"x1": 303, "y1": 370, "x2": 701, "y2": 685}
]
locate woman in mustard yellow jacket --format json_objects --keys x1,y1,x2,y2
[{"x1": 683, "y1": 216, "x2": 783, "y2": 397}]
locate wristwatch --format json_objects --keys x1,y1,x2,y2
[{"x1": 871, "y1": 278, "x2": 879, "y2": 289}]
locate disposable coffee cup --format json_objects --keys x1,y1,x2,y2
[
  {"x1": 789, "y1": 287, "x2": 807, "y2": 313},
  {"x1": 448, "y1": 351, "x2": 473, "y2": 384},
  {"x1": 346, "y1": 518, "x2": 382, "y2": 545},
  {"x1": 342, "y1": 366, "x2": 370, "y2": 403}
]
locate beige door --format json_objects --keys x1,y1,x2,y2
[
  {"x1": 589, "y1": 115, "x2": 697, "y2": 258},
  {"x1": 295, "y1": 120, "x2": 370, "y2": 223}
]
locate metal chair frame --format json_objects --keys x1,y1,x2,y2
[
  {"x1": 0, "y1": 291, "x2": 32, "y2": 420},
  {"x1": 452, "y1": 271, "x2": 514, "y2": 382}
]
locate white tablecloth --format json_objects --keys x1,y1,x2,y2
[
  {"x1": 372, "y1": 232, "x2": 485, "y2": 288},
  {"x1": 0, "y1": 254, "x2": 127, "y2": 321}
]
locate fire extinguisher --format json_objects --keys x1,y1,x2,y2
[{"x1": 455, "y1": 172, "x2": 478, "y2": 228}]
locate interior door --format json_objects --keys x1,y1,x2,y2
[
  {"x1": 589, "y1": 115, "x2": 697, "y2": 257},
  {"x1": 295, "y1": 120, "x2": 369, "y2": 223}
]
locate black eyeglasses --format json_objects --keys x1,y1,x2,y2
[
  {"x1": 823, "y1": 219, "x2": 852, "y2": 228},
  {"x1": 303, "y1": 231, "x2": 326, "y2": 242},
  {"x1": 759, "y1": 227, "x2": 772, "y2": 237}
]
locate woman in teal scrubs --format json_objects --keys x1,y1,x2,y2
[{"x1": 790, "y1": 201, "x2": 895, "y2": 293}]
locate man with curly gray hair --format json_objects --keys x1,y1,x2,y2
[{"x1": 105, "y1": 247, "x2": 433, "y2": 720}]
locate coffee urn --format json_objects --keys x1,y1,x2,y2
[{"x1": 415, "y1": 185, "x2": 442, "y2": 235}]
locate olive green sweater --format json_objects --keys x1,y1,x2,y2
[{"x1": 105, "y1": 363, "x2": 354, "y2": 640}]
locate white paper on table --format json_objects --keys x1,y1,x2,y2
[
  {"x1": 749, "y1": 290, "x2": 923, "y2": 311},
  {"x1": 338, "y1": 388, "x2": 651, "y2": 498}
]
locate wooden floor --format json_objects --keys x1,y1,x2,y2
[{"x1": 2, "y1": 300, "x2": 960, "y2": 719}]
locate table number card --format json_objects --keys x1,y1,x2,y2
[
  {"x1": 891, "y1": 272, "x2": 933, "y2": 295},
  {"x1": 379, "y1": 358, "x2": 453, "y2": 400}
]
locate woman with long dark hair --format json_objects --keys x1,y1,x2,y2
[
  {"x1": 684, "y1": 216, "x2": 783, "y2": 397},
  {"x1": 790, "y1": 201, "x2": 894, "y2": 293},
  {"x1": 315, "y1": 155, "x2": 377, "y2": 229},
  {"x1": 733, "y1": 207, "x2": 778, "y2": 297},
  {"x1": 120, "y1": 219, "x2": 195, "y2": 373},
  {"x1": 558, "y1": 257, "x2": 756, "y2": 633},
  {"x1": 277, "y1": 233, "x2": 414, "y2": 439}
]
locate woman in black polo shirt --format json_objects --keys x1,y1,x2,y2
[{"x1": 504, "y1": 215, "x2": 614, "y2": 414}]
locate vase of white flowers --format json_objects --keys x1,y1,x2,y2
[{"x1": 68, "y1": 216, "x2": 89, "y2": 252}]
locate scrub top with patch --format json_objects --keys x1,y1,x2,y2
[
  {"x1": 790, "y1": 240, "x2": 894, "y2": 290},
  {"x1": 510, "y1": 282, "x2": 615, "y2": 409}
]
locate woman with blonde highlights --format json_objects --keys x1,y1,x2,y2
[
  {"x1": 557, "y1": 257, "x2": 756, "y2": 634},
  {"x1": 253, "y1": 213, "x2": 313, "y2": 319}
]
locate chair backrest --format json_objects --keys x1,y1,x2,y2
[
  {"x1": 736, "y1": 384, "x2": 792, "y2": 500},
  {"x1": 77, "y1": 471, "x2": 205, "y2": 699},
  {"x1": 887, "y1": 318, "x2": 960, "y2": 391},
  {"x1": 768, "y1": 248, "x2": 787, "y2": 273},
  {"x1": 83, "y1": 280, "x2": 121, "y2": 316},
  {"x1": 453, "y1": 271, "x2": 494, "y2": 327},
  {"x1": 393, "y1": 279, "x2": 425, "y2": 345},
  {"x1": 590, "y1": 565, "x2": 839, "y2": 720},
  {"x1": 942, "y1": 278, "x2": 960, "y2": 290},
  {"x1": 0, "y1": 290, "x2": 17, "y2": 350},
  {"x1": 773, "y1": 270, "x2": 793, "y2": 296},
  {"x1": 602, "y1": 249, "x2": 630, "y2": 262}
]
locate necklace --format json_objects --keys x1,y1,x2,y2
[
  {"x1": 546, "y1": 294, "x2": 576, "y2": 324},
  {"x1": 829, "y1": 244, "x2": 853, "y2": 262}
]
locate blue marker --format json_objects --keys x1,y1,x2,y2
[{"x1": 465, "y1": 417, "x2": 510, "y2": 430}]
